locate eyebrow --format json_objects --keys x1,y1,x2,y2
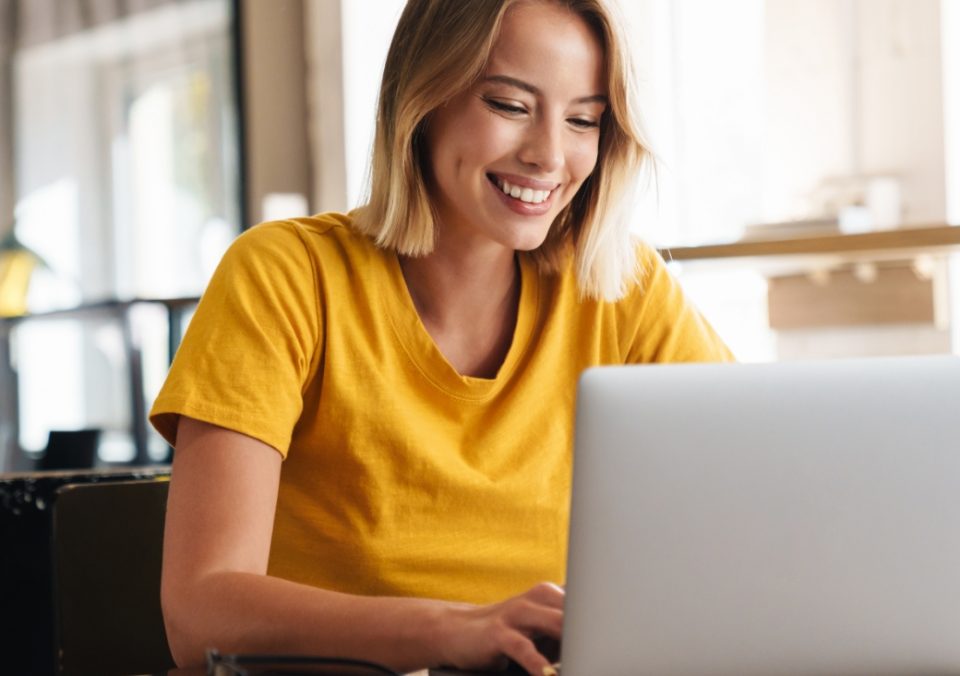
[{"x1": 482, "y1": 74, "x2": 608, "y2": 105}]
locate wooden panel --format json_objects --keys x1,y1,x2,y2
[
  {"x1": 767, "y1": 264, "x2": 934, "y2": 329},
  {"x1": 660, "y1": 224, "x2": 960, "y2": 261}
]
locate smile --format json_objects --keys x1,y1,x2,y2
[{"x1": 489, "y1": 175, "x2": 554, "y2": 205}]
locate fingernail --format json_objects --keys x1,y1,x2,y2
[{"x1": 542, "y1": 666, "x2": 557, "y2": 676}]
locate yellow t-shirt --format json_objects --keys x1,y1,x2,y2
[{"x1": 150, "y1": 212, "x2": 732, "y2": 604}]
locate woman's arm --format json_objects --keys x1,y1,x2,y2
[{"x1": 162, "y1": 416, "x2": 563, "y2": 675}]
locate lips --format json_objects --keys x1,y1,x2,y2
[
  {"x1": 487, "y1": 173, "x2": 559, "y2": 206},
  {"x1": 487, "y1": 173, "x2": 558, "y2": 216}
]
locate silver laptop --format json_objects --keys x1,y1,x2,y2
[{"x1": 562, "y1": 356, "x2": 960, "y2": 676}]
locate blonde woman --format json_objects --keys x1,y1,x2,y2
[{"x1": 151, "y1": 0, "x2": 732, "y2": 673}]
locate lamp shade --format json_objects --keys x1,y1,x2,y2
[{"x1": 0, "y1": 230, "x2": 47, "y2": 317}]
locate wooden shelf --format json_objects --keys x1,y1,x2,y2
[{"x1": 659, "y1": 224, "x2": 960, "y2": 265}]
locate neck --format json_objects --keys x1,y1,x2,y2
[
  {"x1": 397, "y1": 233, "x2": 524, "y2": 378},
  {"x1": 399, "y1": 240, "x2": 519, "y2": 328}
]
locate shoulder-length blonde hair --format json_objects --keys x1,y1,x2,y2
[{"x1": 353, "y1": 0, "x2": 650, "y2": 301}]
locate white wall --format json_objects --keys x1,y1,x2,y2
[
  {"x1": 764, "y1": 0, "x2": 948, "y2": 226},
  {"x1": 619, "y1": 0, "x2": 766, "y2": 245},
  {"x1": 763, "y1": 0, "x2": 856, "y2": 222},
  {"x1": 340, "y1": 0, "x2": 406, "y2": 208},
  {"x1": 858, "y1": 0, "x2": 946, "y2": 224},
  {"x1": 943, "y1": 0, "x2": 960, "y2": 226}
]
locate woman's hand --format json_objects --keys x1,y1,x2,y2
[{"x1": 437, "y1": 582, "x2": 564, "y2": 675}]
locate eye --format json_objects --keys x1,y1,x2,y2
[
  {"x1": 568, "y1": 117, "x2": 600, "y2": 130},
  {"x1": 483, "y1": 97, "x2": 527, "y2": 116}
]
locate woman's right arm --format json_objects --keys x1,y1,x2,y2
[{"x1": 162, "y1": 416, "x2": 564, "y2": 675}]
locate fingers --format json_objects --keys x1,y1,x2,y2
[
  {"x1": 525, "y1": 581, "x2": 565, "y2": 610},
  {"x1": 505, "y1": 602, "x2": 563, "y2": 638},
  {"x1": 499, "y1": 631, "x2": 557, "y2": 676},
  {"x1": 439, "y1": 582, "x2": 565, "y2": 675},
  {"x1": 498, "y1": 585, "x2": 564, "y2": 675}
]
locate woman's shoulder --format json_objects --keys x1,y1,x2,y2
[
  {"x1": 223, "y1": 210, "x2": 384, "y2": 271},
  {"x1": 233, "y1": 211, "x2": 367, "y2": 249}
]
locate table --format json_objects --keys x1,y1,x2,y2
[{"x1": 166, "y1": 667, "x2": 502, "y2": 675}]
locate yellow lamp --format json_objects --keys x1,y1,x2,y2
[{"x1": 0, "y1": 230, "x2": 46, "y2": 317}]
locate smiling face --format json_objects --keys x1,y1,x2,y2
[{"x1": 424, "y1": 0, "x2": 607, "y2": 254}]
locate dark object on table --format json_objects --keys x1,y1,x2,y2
[
  {"x1": 38, "y1": 429, "x2": 101, "y2": 471},
  {"x1": 206, "y1": 649, "x2": 402, "y2": 674}
]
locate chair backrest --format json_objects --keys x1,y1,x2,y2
[{"x1": 51, "y1": 478, "x2": 175, "y2": 675}]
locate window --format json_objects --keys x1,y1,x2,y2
[{"x1": 5, "y1": 0, "x2": 240, "y2": 465}]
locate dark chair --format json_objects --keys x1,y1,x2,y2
[{"x1": 50, "y1": 478, "x2": 175, "y2": 675}]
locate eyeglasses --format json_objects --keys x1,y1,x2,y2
[{"x1": 205, "y1": 649, "x2": 402, "y2": 676}]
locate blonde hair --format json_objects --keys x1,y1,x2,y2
[{"x1": 353, "y1": 0, "x2": 651, "y2": 300}]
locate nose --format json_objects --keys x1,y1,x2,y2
[{"x1": 518, "y1": 117, "x2": 564, "y2": 173}]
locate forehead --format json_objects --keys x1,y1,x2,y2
[{"x1": 485, "y1": 1, "x2": 606, "y2": 95}]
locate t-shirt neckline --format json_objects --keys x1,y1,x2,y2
[{"x1": 383, "y1": 250, "x2": 540, "y2": 401}]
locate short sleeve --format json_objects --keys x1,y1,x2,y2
[
  {"x1": 149, "y1": 221, "x2": 322, "y2": 456},
  {"x1": 618, "y1": 241, "x2": 734, "y2": 364}
]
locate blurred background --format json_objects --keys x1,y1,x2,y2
[{"x1": 0, "y1": 0, "x2": 958, "y2": 472}]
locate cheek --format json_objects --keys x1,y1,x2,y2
[
  {"x1": 432, "y1": 112, "x2": 514, "y2": 176},
  {"x1": 568, "y1": 135, "x2": 601, "y2": 182},
  {"x1": 465, "y1": 114, "x2": 518, "y2": 160}
]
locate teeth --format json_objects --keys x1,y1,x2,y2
[{"x1": 498, "y1": 178, "x2": 551, "y2": 204}]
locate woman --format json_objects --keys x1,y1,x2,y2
[{"x1": 150, "y1": 0, "x2": 732, "y2": 674}]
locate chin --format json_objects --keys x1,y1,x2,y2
[
  {"x1": 500, "y1": 222, "x2": 554, "y2": 252},
  {"x1": 506, "y1": 233, "x2": 551, "y2": 253}
]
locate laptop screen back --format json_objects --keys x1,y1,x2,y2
[{"x1": 563, "y1": 356, "x2": 960, "y2": 676}]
